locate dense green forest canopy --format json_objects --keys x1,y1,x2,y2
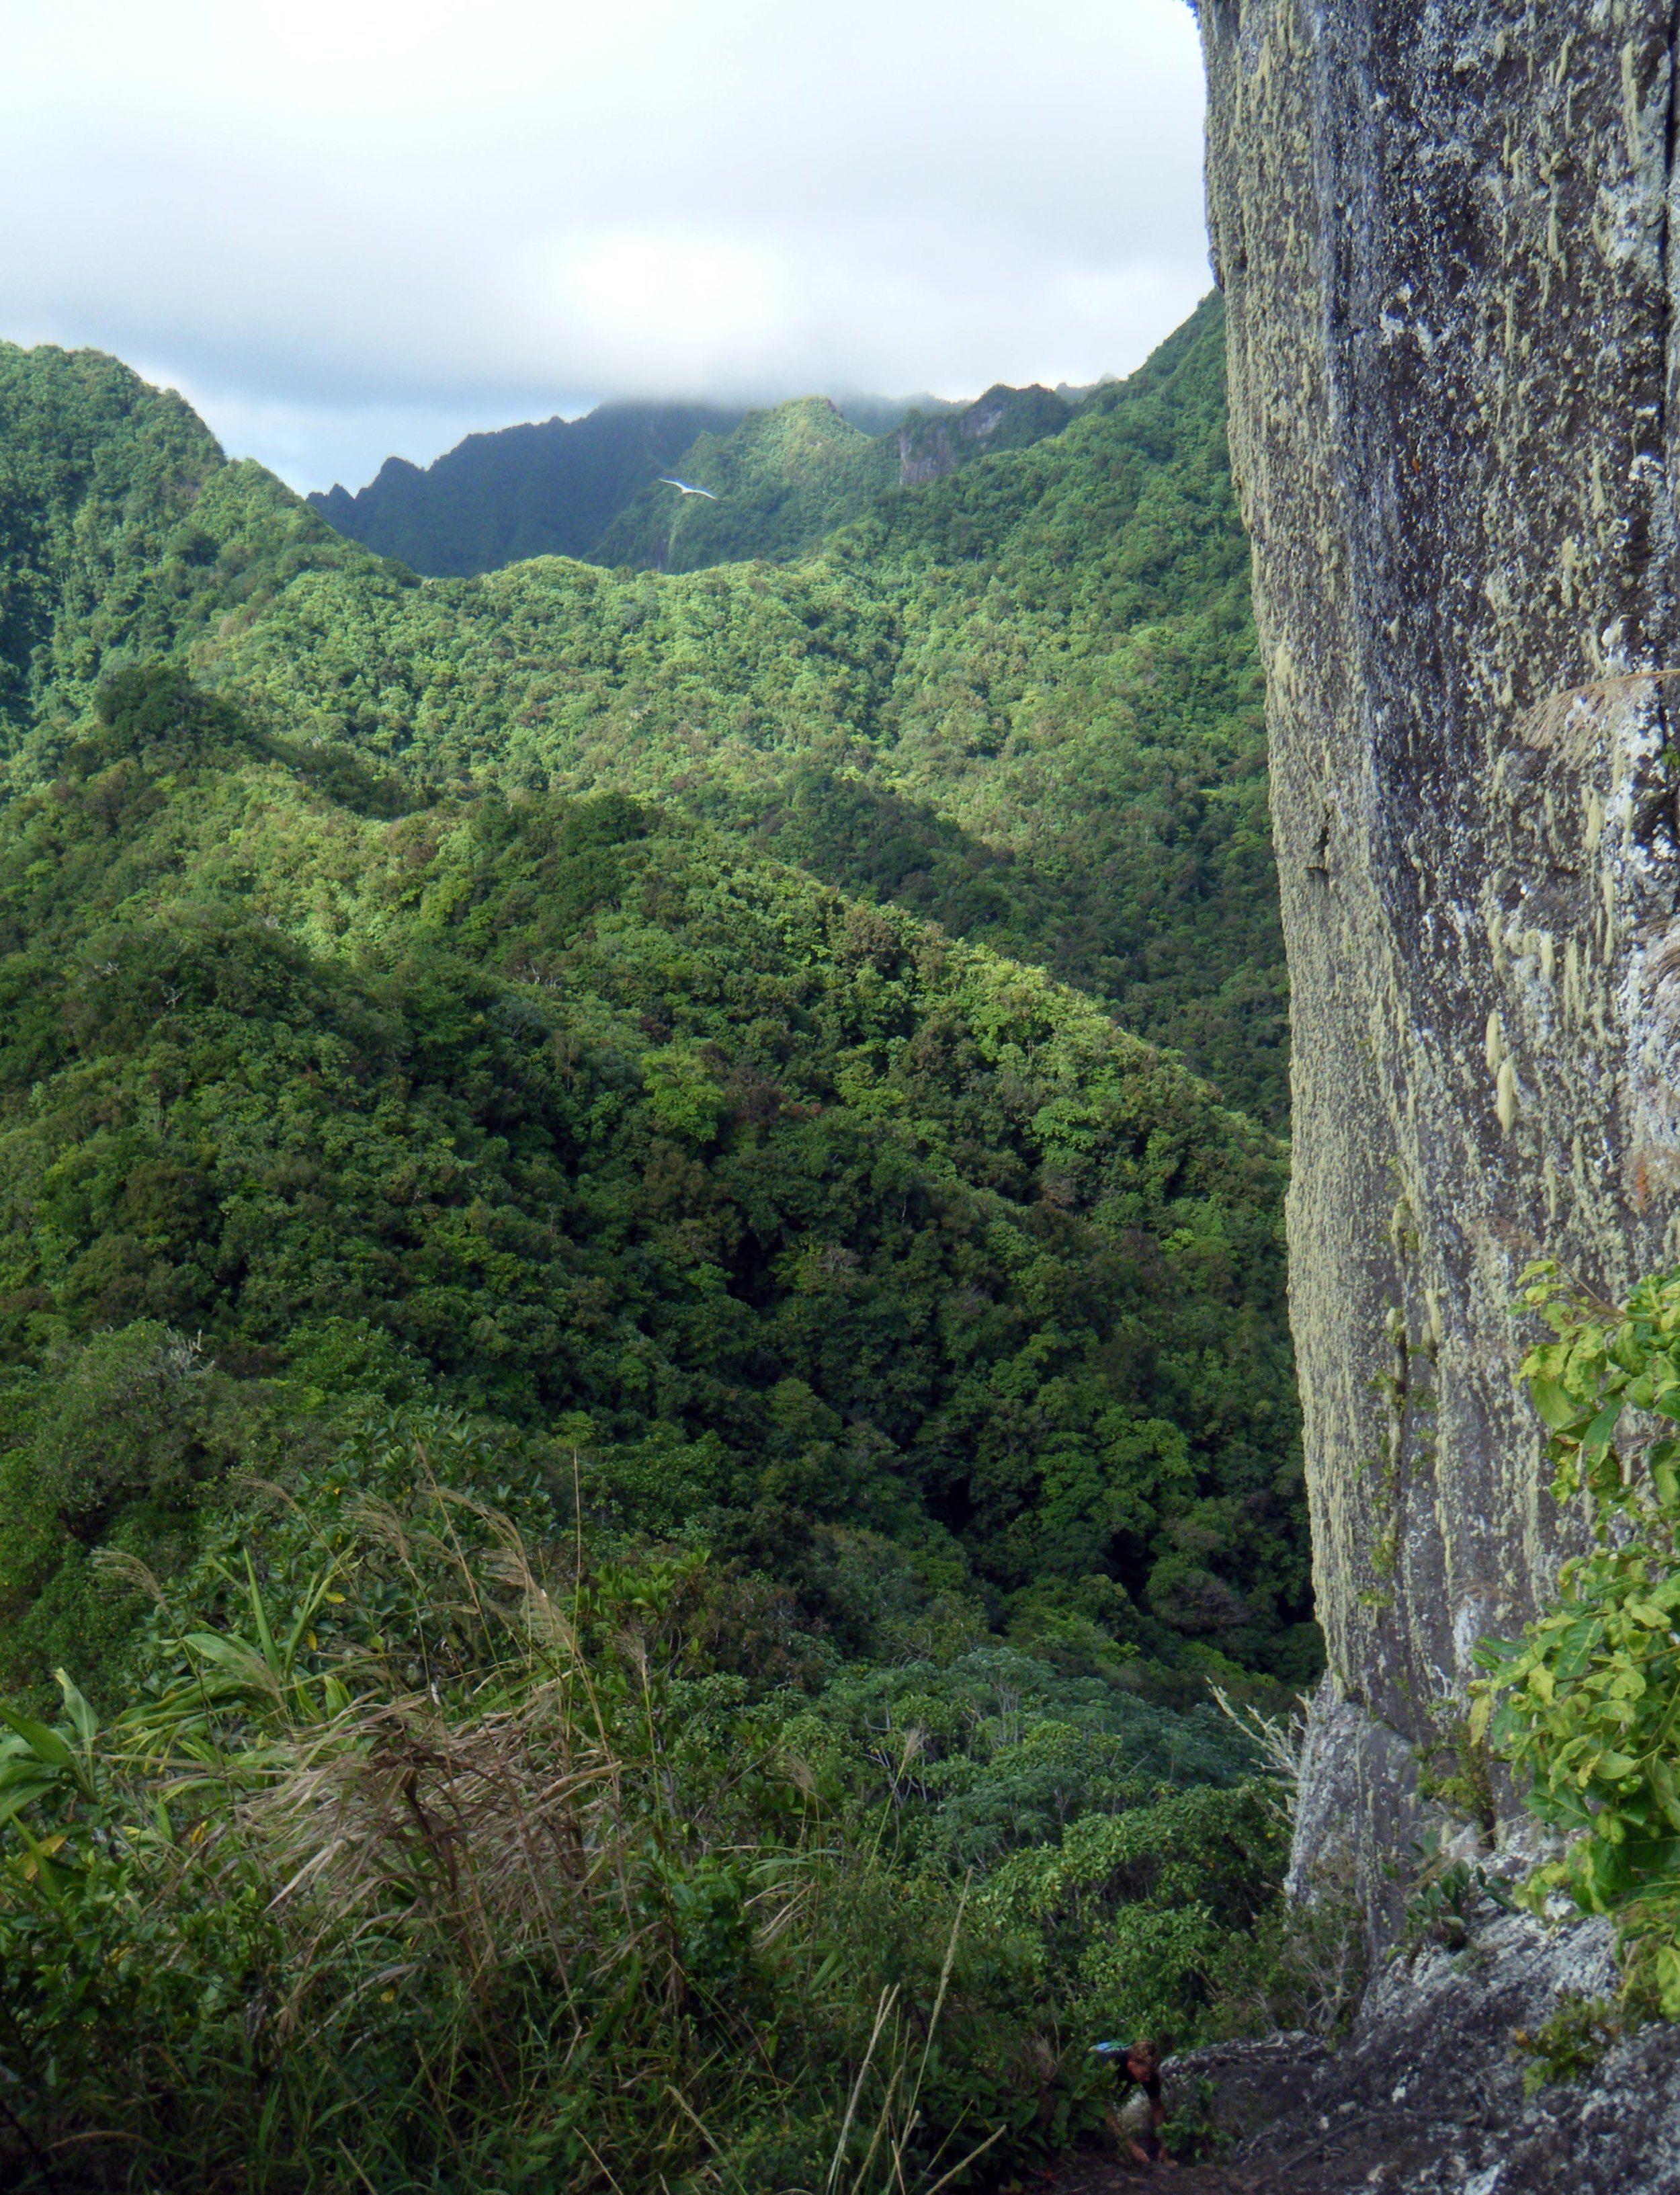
[
  {"x1": 0, "y1": 686, "x2": 1316, "y2": 2193},
  {"x1": 0, "y1": 294, "x2": 1284, "y2": 1124},
  {"x1": 0, "y1": 668, "x2": 1308, "y2": 1698},
  {"x1": 591, "y1": 380, "x2": 1077, "y2": 574},
  {"x1": 592, "y1": 396, "x2": 902, "y2": 571},
  {"x1": 0, "y1": 304, "x2": 1320, "y2": 2191},
  {"x1": 0, "y1": 296, "x2": 1306, "y2": 1680}
]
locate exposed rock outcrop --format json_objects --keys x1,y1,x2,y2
[
  {"x1": 894, "y1": 382, "x2": 1072, "y2": 482},
  {"x1": 1198, "y1": 0, "x2": 1680, "y2": 1930},
  {"x1": 1163, "y1": 1915, "x2": 1680, "y2": 2191}
]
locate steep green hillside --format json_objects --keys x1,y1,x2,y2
[
  {"x1": 0, "y1": 669, "x2": 1308, "y2": 1698},
  {"x1": 0, "y1": 341, "x2": 226, "y2": 749},
  {"x1": 593, "y1": 381, "x2": 1077, "y2": 574},
  {"x1": 0, "y1": 326, "x2": 1318, "y2": 2194},
  {"x1": 308, "y1": 399, "x2": 745, "y2": 576},
  {"x1": 1, "y1": 296, "x2": 1281, "y2": 1121},
  {"x1": 593, "y1": 396, "x2": 899, "y2": 571},
  {"x1": 894, "y1": 380, "x2": 1075, "y2": 482},
  {"x1": 304, "y1": 383, "x2": 1061, "y2": 585}
]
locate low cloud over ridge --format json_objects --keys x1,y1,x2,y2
[{"x1": 0, "y1": 0, "x2": 1208, "y2": 491}]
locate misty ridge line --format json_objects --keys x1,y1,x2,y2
[{"x1": 308, "y1": 370, "x2": 1122, "y2": 581}]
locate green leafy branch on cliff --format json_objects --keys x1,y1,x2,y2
[{"x1": 1472, "y1": 1259, "x2": 1680, "y2": 2014}]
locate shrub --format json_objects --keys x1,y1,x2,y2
[
  {"x1": 0, "y1": 1422, "x2": 1049, "y2": 2191},
  {"x1": 1473, "y1": 1261, "x2": 1680, "y2": 2015}
]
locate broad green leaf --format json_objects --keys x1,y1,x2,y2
[
  {"x1": 1528, "y1": 1377, "x2": 1582, "y2": 1431},
  {"x1": 54, "y1": 1670, "x2": 97, "y2": 1749},
  {"x1": 0, "y1": 1702, "x2": 74, "y2": 1769},
  {"x1": 11, "y1": 1819, "x2": 79, "y2": 1909},
  {"x1": 0, "y1": 1774, "x2": 59, "y2": 1828},
  {"x1": 184, "y1": 1632, "x2": 273, "y2": 1678},
  {"x1": 1649, "y1": 1757, "x2": 1680, "y2": 1832},
  {"x1": 1581, "y1": 1401, "x2": 1625, "y2": 1454}
]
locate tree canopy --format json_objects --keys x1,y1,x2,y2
[{"x1": 0, "y1": 671, "x2": 1308, "y2": 1696}]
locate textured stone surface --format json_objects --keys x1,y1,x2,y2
[
  {"x1": 1175, "y1": 1915, "x2": 1680, "y2": 2192},
  {"x1": 1191, "y1": 6, "x2": 1680, "y2": 2176},
  {"x1": 1197, "y1": 0, "x2": 1680, "y2": 1913},
  {"x1": 1048, "y1": 1918, "x2": 1680, "y2": 2190}
]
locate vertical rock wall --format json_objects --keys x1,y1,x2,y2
[{"x1": 1197, "y1": 0, "x2": 1680, "y2": 1932}]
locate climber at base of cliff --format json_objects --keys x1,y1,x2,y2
[{"x1": 1093, "y1": 2039, "x2": 1177, "y2": 2170}]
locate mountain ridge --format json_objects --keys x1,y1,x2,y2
[
  {"x1": 0, "y1": 662, "x2": 1308, "y2": 1699},
  {"x1": 308, "y1": 378, "x2": 1094, "y2": 580},
  {"x1": 0, "y1": 290, "x2": 1328, "y2": 2190},
  {"x1": 0, "y1": 294, "x2": 1304, "y2": 1695},
  {"x1": 0, "y1": 295, "x2": 1286, "y2": 1124},
  {"x1": 306, "y1": 398, "x2": 746, "y2": 576}
]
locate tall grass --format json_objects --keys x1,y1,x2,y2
[{"x1": 0, "y1": 1477, "x2": 1049, "y2": 2192}]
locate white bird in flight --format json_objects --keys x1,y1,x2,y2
[{"x1": 657, "y1": 476, "x2": 720, "y2": 499}]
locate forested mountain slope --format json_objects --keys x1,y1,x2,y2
[
  {"x1": 3, "y1": 295, "x2": 1283, "y2": 1122},
  {"x1": 306, "y1": 400, "x2": 746, "y2": 575},
  {"x1": 591, "y1": 396, "x2": 900, "y2": 571},
  {"x1": 305, "y1": 378, "x2": 1076, "y2": 584},
  {"x1": 0, "y1": 667, "x2": 1308, "y2": 1700},
  {"x1": 592, "y1": 380, "x2": 1078, "y2": 573},
  {"x1": 0, "y1": 315, "x2": 1318, "y2": 2192},
  {"x1": 0, "y1": 341, "x2": 224, "y2": 741}
]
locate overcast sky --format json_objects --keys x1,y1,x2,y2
[{"x1": 1, "y1": 1, "x2": 1209, "y2": 495}]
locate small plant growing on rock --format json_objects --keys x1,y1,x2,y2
[
  {"x1": 1511, "y1": 1992, "x2": 1621, "y2": 2096},
  {"x1": 1390, "y1": 1826, "x2": 1512, "y2": 1960},
  {"x1": 1161, "y1": 2073, "x2": 1230, "y2": 2164},
  {"x1": 1415, "y1": 1700, "x2": 1499, "y2": 1837}
]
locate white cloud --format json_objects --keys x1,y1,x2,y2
[
  {"x1": 551, "y1": 231, "x2": 797, "y2": 383},
  {"x1": 0, "y1": 0, "x2": 1209, "y2": 490}
]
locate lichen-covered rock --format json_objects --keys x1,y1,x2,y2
[
  {"x1": 1169, "y1": 1913, "x2": 1680, "y2": 2192},
  {"x1": 1196, "y1": 0, "x2": 1680, "y2": 1936}
]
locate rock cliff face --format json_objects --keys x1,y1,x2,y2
[
  {"x1": 1196, "y1": 0, "x2": 1680, "y2": 1933},
  {"x1": 1166, "y1": 1916, "x2": 1680, "y2": 2190}
]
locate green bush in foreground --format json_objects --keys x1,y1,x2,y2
[
  {"x1": 0, "y1": 1413, "x2": 1322, "y2": 2193},
  {"x1": 1474, "y1": 1261, "x2": 1680, "y2": 2016}
]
